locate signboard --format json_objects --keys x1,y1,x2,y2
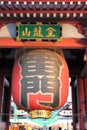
[
  {"x1": 58, "y1": 102, "x2": 72, "y2": 117},
  {"x1": 16, "y1": 23, "x2": 62, "y2": 41},
  {"x1": 58, "y1": 110, "x2": 72, "y2": 117}
]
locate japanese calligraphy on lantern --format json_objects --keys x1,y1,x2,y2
[{"x1": 16, "y1": 23, "x2": 62, "y2": 41}]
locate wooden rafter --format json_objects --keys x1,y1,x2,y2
[{"x1": 0, "y1": 0, "x2": 87, "y2": 19}]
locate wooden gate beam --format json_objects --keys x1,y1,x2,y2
[{"x1": 0, "y1": 38, "x2": 87, "y2": 49}]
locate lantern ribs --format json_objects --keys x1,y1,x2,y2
[{"x1": 0, "y1": 0, "x2": 87, "y2": 18}]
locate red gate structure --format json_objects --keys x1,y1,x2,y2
[{"x1": 0, "y1": 0, "x2": 87, "y2": 130}]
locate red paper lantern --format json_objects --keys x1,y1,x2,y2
[{"x1": 12, "y1": 50, "x2": 69, "y2": 118}]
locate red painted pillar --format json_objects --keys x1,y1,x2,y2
[
  {"x1": 5, "y1": 78, "x2": 12, "y2": 130},
  {"x1": 83, "y1": 78, "x2": 87, "y2": 129},
  {"x1": 1, "y1": 77, "x2": 12, "y2": 130},
  {"x1": 77, "y1": 78, "x2": 85, "y2": 130},
  {"x1": 83, "y1": 78, "x2": 87, "y2": 111},
  {"x1": 0, "y1": 73, "x2": 4, "y2": 117},
  {"x1": 71, "y1": 78, "x2": 78, "y2": 130}
]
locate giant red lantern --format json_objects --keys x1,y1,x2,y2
[{"x1": 12, "y1": 50, "x2": 69, "y2": 118}]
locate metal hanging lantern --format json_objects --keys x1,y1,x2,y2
[{"x1": 12, "y1": 50, "x2": 69, "y2": 118}]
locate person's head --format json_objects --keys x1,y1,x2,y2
[{"x1": 59, "y1": 127, "x2": 62, "y2": 130}]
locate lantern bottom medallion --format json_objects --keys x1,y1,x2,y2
[{"x1": 30, "y1": 110, "x2": 52, "y2": 119}]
